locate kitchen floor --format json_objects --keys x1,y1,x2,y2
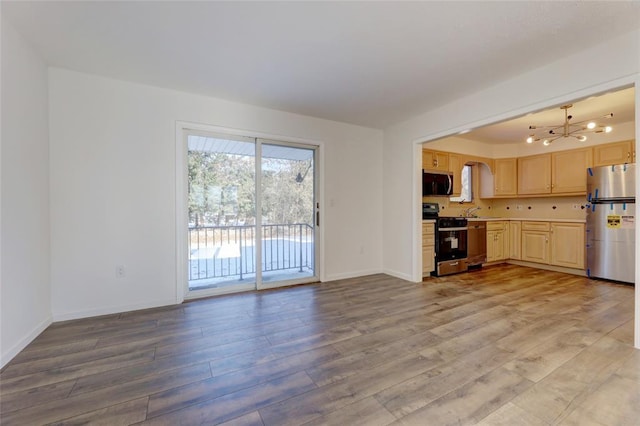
[{"x1": 1, "y1": 265, "x2": 637, "y2": 425}]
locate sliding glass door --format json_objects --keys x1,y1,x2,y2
[{"x1": 185, "y1": 131, "x2": 317, "y2": 297}]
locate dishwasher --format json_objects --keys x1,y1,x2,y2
[{"x1": 467, "y1": 221, "x2": 486, "y2": 269}]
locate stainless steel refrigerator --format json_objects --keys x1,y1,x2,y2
[{"x1": 586, "y1": 163, "x2": 635, "y2": 284}]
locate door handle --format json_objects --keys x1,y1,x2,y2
[{"x1": 316, "y1": 211, "x2": 320, "y2": 226}]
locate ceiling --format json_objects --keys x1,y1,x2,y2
[
  {"x1": 2, "y1": 1, "x2": 640, "y2": 129},
  {"x1": 459, "y1": 86, "x2": 636, "y2": 145}
]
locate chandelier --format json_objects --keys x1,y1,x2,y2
[{"x1": 526, "y1": 104, "x2": 613, "y2": 146}]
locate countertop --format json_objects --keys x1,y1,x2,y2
[
  {"x1": 423, "y1": 217, "x2": 586, "y2": 223},
  {"x1": 466, "y1": 217, "x2": 586, "y2": 223}
]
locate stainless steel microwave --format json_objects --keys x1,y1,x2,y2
[{"x1": 423, "y1": 171, "x2": 453, "y2": 196}]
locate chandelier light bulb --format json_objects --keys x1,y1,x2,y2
[
  {"x1": 577, "y1": 135, "x2": 587, "y2": 142},
  {"x1": 543, "y1": 140, "x2": 550, "y2": 146},
  {"x1": 587, "y1": 122, "x2": 596, "y2": 130},
  {"x1": 526, "y1": 136, "x2": 534, "y2": 143},
  {"x1": 605, "y1": 126, "x2": 612, "y2": 133}
]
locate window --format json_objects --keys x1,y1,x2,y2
[{"x1": 450, "y1": 165, "x2": 472, "y2": 203}]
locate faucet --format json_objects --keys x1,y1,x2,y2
[{"x1": 463, "y1": 206, "x2": 482, "y2": 218}]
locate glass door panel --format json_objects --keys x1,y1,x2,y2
[
  {"x1": 259, "y1": 141, "x2": 316, "y2": 287},
  {"x1": 187, "y1": 133, "x2": 256, "y2": 294}
]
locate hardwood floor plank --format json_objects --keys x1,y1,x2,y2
[
  {"x1": 1, "y1": 341, "x2": 157, "y2": 380},
  {"x1": 306, "y1": 330, "x2": 441, "y2": 387},
  {"x1": 375, "y1": 345, "x2": 516, "y2": 418},
  {"x1": 502, "y1": 326, "x2": 604, "y2": 382},
  {"x1": 258, "y1": 353, "x2": 437, "y2": 426},
  {"x1": 614, "y1": 348, "x2": 640, "y2": 381},
  {"x1": 94, "y1": 324, "x2": 203, "y2": 348},
  {"x1": 45, "y1": 397, "x2": 149, "y2": 426},
  {"x1": 510, "y1": 335, "x2": 636, "y2": 424},
  {"x1": 2, "y1": 363, "x2": 211, "y2": 425},
  {"x1": 146, "y1": 346, "x2": 339, "y2": 418},
  {"x1": 301, "y1": 396, "x2": 397, "y2": 426},
  {"x1": 391, "y1": 367, "x2": 533, "y2": 426},
  {"x1": 606, "y1": 318, "x2": 635, "y2": 345},
  {"x1": 140, "y1": 371, "x2": 317, "y2": 425},
  {"x1": 418, "y1": 312, "x2": 534, "y2": 363},
  {"x1": 0, "y1": 379, "x2": 76, "y2": 414},
  {"x1": 1, "y1": 349, "x2": 155, "y2": 395},
  {"x1": 155, "y1": 335, "x2": 271, "y2": 359},
  {"x1": 475, "y1": 402, "x2": 548, "y2": 426},
  {"x1": 70, "y1": 345, "x2": 273, "y2": 397},
  {"x1": 7, "y1": 339, "x2": 99, "y2": 366},
  {"x1": 558, "y1": 374, "x2": 640, "y2": 426},
  {"x1": 217, "y1": 411, "x2": 264, "y2": 426}
]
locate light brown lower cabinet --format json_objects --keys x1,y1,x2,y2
[
  {"x1": 550, "y1": 222, "x2": 585, "y2": 269},
  {"x1": 422, "y1": 222, "x2": 435, "y2": 276},
  {"x1": 521, "y1": 221, "x2": 550, "y2": 264},
  {"x1": 487, "y1": 221, "x2": 509, "y2": 262}
]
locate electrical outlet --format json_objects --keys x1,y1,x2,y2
[
  {"x1": 116, "y1": 265, "x2": 126, "y2": 278},
  {"x1": 572, "y1": 204, "x2": 580, "y2": 210},
  {"x1": 516, "y1": 204, "x2": 523, "y2": 211}
]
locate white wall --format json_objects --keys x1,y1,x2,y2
[
  {"x1": 1, "y1": 18, "x2": 52, "y2": 367},
  {"x1": 382, "y1": 29, "x2": 640, "y2": 347},
  {"x1": 48, "y1": 68, "x2": 383, "y2": 320}
]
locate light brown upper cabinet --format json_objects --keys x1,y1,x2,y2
[
  {"x1": 494, "y1": 158, "x2": 518, "y2": 196},
  {"x1": 551, "y1": 148, "x2": 592, "y2": 194},
  {"x1": 422, "y1": 149, "x2": 449, "y2": 172},
  {"x1": 518, "y1": 154, "x2": 551, "y2": 195},
  {"x1": 448, "y1": 153, "x2": 462, "y2": 196},
  {"x1": 592, "y1": 140, "x2": 635, "y2": 167}
]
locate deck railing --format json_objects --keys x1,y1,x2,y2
[{"x1": 188, "y1": 223, "x2": 314, "y2": 281}]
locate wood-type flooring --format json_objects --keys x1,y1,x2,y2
[{"x1": 1, "y1": 264, "x2": 638, "y2": 425}]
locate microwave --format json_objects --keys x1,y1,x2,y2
[{"x1": 423, "y1": 171, "x2": 453, "y2": 196}]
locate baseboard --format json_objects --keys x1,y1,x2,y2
[
  {"x1": 323, "y1": 268, "x2": 384, "y2": 282},
  {"x1": 52, "y1": 298, "x2": 178, "y2": 322},
  {"x1": 381, "y1": 268, "x2": 415, "y2": 282},
  {"x1": 1, "y1": 315, "x2": 52, "y2": 369}
]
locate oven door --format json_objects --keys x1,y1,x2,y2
[{"x1": 437, "y1": 227, "x2": 468, "y2": 261}]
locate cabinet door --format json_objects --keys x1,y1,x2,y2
[
  {"x1": 550, "y1": 222, "x2": 585, "y2": 269},
  {"x1": 448, "y1": 153, "x2": 463, "y2": 196},
  {"x1": 496, "y1": 229, "x2": 508, "y2": 261},
  {"x1": 521, "y1": 231, "x2": 549, "y2": 264},
  {"x1": 552, "y1": 148, "x2": 592, "y2": 194},
  {"x1": 422, "y1": 149, "x2": 449, "y2": 171},
  {"x1": 593, "y1": 141, "x2": 634, "y2": 167},
  {"x1": 494, "y1": 158, "x2": 518, "y2": 196},
  {"x1": 518, "y1": 154, "x2": 551, "y2": 195},
  {"x1": 486, "y1": 224, "x2": 507, "y2": 262},
  {"x1": 486, "y1": 230, "x2": 497, "y2": 262},
  {"x1": 509, "y1": 221, "x2": 521, "y2": 260}
]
